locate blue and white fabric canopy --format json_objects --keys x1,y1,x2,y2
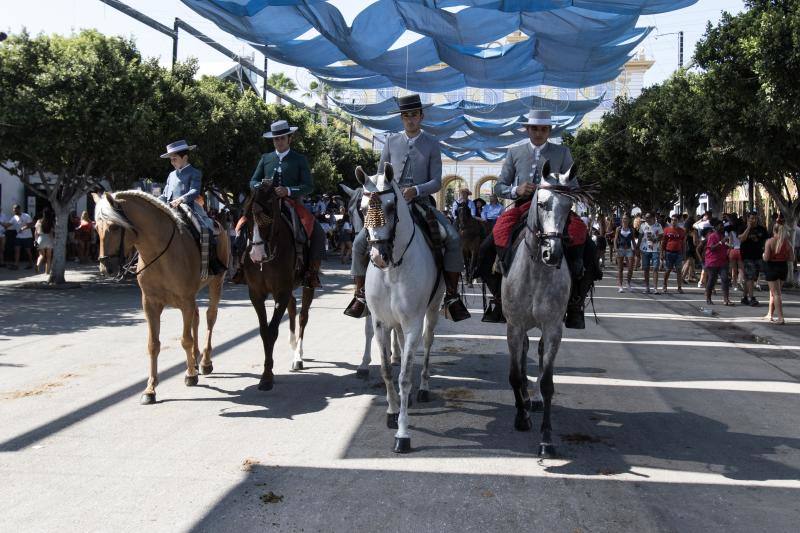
[{"x1": 181, "y1": 0, "x2": 697, "y2": 160}]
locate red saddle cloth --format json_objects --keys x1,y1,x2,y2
[
  {"x1": 235, "y1": 197, "x2": 315, "y2": 239},
  {"x1": 492, "y1": 202, "x2": 587, "y2": 248}
]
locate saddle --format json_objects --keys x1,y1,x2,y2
[
  {"x1": 176, "y1": 203, "x2": 219, "y2": 280},
  {"x1": 409, "y1": 200, "x2": 445, "y2": 271}
]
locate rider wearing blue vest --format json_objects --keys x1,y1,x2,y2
[
  {"x1": 343, "y1": 94, "x2": 470, "y2": 322},
  {"x1": 159, "y1": 140, "x2": 226, "y2": 275}
]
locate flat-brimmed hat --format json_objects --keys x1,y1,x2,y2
[
  {"x1": 390, "y1": 94, "x2": 433, "y2": 115},
  {"x1": 160, "y1": 140, "x2": 197, "y2": 158},
  {"x1": 519, "y1": 109, "x2": 553, "y2": 127},
  {"x1": 263, "y1": 119, "x2": 298, "y2": 138},
  {"x1": 459, "y1": 188, "x2": 472, "y2": 196}
]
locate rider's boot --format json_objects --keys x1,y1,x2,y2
[
  {"x1": 303, "y1": 259, "x2": 322, "y2": 289},
  {"x1": 208, "y1": 235, "x2": 228, "y2": 276},
  {"x1": 564, "y1": 249, "x2": 589, "y2": 329},
  {"x1": 442, "y1": 271, "x2": 471, "y2": 322},
  {"x1": 481, "y1": 272, "x2": 506, "y2": 323},
  {"x1": 230, "y1": 231, "x2": 248, "y2": 284},
  {"x1": 344, "y1": 275, "x2": 369, "y2": 318}
]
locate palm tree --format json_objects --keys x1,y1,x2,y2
[
  {"x1": 267, "y1": 72, "x2": 298, "y2": 105},
  {"x1": 302, "y1": 79, "x2": 342, "y2": 126}
]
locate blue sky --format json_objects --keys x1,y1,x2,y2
[{"x1": 3, "y1": 0, "x2": 745, "y2": 94}]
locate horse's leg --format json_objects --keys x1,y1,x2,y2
[
  {"x1": 287, "y1": 295, "x2": 298, "y2": 352},
  {"x1": 390, "y1": 328, "x2": 403, "y2": 366},
  {"x1": 141, "y1": 298, "x2": 163, "y2": 405},
  {"x1": 191, "y1": 305, "x2": 200, "y2": 371},
  {"x1": 376, "y1": 319, "x2": 400, "y2": 429},
  {"x1": 200, "y1": 277, "x2": 222, "y2": 375},
  {"x1": 394, "y1": 321, "x2": 422, "y2": 453},
  {"x1": 417, "y1": 304, "x2": 440, "y2": 403},
  {"x1": 249, "y1": 290, "x2": 275, "y2": 391},
  {"x1": 291, "y1": 286, "x2": 314, "y2": 371},
  {"x1": 537, "y1": 324, "x2": 563, "y2": 458},
  {"x1": 531, "y1": 338, "x2": 545, "y2": 412},
  {"x1": 356, "y1": 317, "x2": 373, "y2": 378},
  {"x1": 506, "y1": 323, "x2": 532, "y2": 431},
  {"x1": 180, "y1": 301, "x2": 200, "y2": 387}
]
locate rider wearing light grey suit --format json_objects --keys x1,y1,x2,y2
[
  {"x1": 495, "y1": 141, "x2": 574, "y2": 198},
  {"x1": 344, "y1": 94, "x2": 470, "y2": 322}
]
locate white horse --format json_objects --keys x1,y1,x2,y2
[
  {"x1": 340, "y1": 183, "x2": 402, "y2": 376},
  {"x1": 355, "y1": 163, "x2": 444, "y2": 453},
  {"x1": 503, "y1": 163, "x2": 581, "y2": 458}
]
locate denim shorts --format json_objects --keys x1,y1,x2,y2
[
  {"x1": 617, "y1": 248, "x2": 633, "y2": 258},
  {"x1": 664, "y1": 251, "x2": 683, "y2": 270},
  {"x1": 641, "y1": 250, "x2": 660, "y2": 270}
]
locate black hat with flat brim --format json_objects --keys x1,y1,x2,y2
[{"x1": 390, "y1": 94, "x2": 433, "y2": 115}]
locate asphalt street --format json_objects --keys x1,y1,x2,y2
[{"x1": 1, "y1": 260, "x2": 799, "y2": 532}]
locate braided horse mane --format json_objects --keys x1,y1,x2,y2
[{"x1": 107, "y1": 190, "x2": 186, "y2": 233}]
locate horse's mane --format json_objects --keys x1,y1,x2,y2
[{"x1": 97, "y1": 190, "x2": 185, "y2": 233}]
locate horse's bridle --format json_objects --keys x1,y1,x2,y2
[
  {"x1": 524, "y1": 185, "x2": 572, "y2": 263},
  {"x1": 250, "y1": 194, "x2": 280, "y2": 265},
  {"x1": 98, "y1": 207, "x2": 176, "y2": 280},
  {"x1": 363, "y1": 187, "x2": 415, "y2": 268}
]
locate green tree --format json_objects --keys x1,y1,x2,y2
[
  {"x1": 267, "y1": 72, "x2": 298, "y2": 105},
  {"x1": 0, "y1": 30, "x2": 169, "y2": 284}
]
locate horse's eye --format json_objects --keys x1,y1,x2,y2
[{"x1": 109, "y1": 226, "x2": 121, "y2": 232}]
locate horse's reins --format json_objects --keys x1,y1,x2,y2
[
  {"x1": 364, "y1": 187, "x2": 416, "y2": 268},
  {"x1": 100, "y1": 208, "x2": 177, "y2": 281}
]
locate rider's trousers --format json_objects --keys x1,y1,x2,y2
[{"x1": 351, "y1": 207, "x2": 464, "y2": 276}]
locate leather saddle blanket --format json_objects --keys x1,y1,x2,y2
[{"x1": 177, "y1": 203, "x2": 216, "y2": 280}]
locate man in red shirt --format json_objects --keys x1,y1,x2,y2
[{"x1": 661, "y1": 213, "x2": 686, "y2": 293}]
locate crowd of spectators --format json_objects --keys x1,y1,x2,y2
[{"x1": 595, "y1": 209, "x2": 799, "y2": 325}]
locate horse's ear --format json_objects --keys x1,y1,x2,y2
[
  {"x1": 541, "y1": 160, "x2": 551, "y2": 180},
  {"x1": 355, "y1": 166, "x2": 367, "y2": 186},
  {"x1": 102, "y1": 191, "x2": 118, "y2": 207},
  {"x1": 567, "y1": 163, "x2": 579, "y2": 182},
  {"x1": 384, "y1": 162, "x2": 394, "y2": 183},
  {"x1": 340, "y1": 183, "x2": 355, "y2": 198}
]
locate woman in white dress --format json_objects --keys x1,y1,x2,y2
[{"x1": 34, "y1": 207, "x2": 55, "y2": 275}]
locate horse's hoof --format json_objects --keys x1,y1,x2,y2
[
  {"x1": 416, "y1": 389, "x2": 430, "y2": 403},
  {"x1": 258, "y1": 378, "x2": 274, "y2": 391},
  {"x1": 538, "y1": 443, "x2": 557, "y2": 458},
  {"x1": 386, "y1": 413, "x2": 399, "y2": 429},
  {"x1": 355, "y1": 367, "x2": 369, "y2": 378},
  {"x1": 291, "y1": 361, "x2": 303, "y2": 371},
  {"x1": 393, "y1": 437, "x2": 412, "y2": 454},
  {"x1": 514, "y1": 412, "x2": 532, "y2": 431},
  {"x1": 531, "y1": 400, "x2": 544, "y2": 412},
  {"x1": 201, "y1": 363, "x2": 213, "y2": 375},
  {"x1": 140, "y1": 393, "x2": 156, "y2": 405},
  {"x1": 184, "y1": 375, "x2": 199, "y2": 387}
]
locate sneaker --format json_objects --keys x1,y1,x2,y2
[
  {"x1": 625, "y1": 282, "x2": 632, "y2": 291},
  {"x1": 740, "y1": 296, "x2": 750, "y2": 306},
  {"x1": 697, "y1": 281, "x2": 703, "y2": 288},
  {"x1": 618, "y1": 286, "x2": 624, "y2": 293},
  {"x1": 750, "y1": 297, "x2": 760, "y2": 307}
]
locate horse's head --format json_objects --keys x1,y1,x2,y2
[
  {"x1": 355, "y1": 163, "x2": 402, "y2": 269},
  {"x1": 340, "y1": 183, "x2": 365, "y2": 234},
  {"x1": 92, "y1": 191, "x2": 136, "y2": 277},
  {"x1": 455, "y1": 202, "x2": 472, "y2": 225},
  {"x1": 530, "y1": 162, "x2": 579, "y2": 267},
  {"x1": 250, "y1": 179, "x2": 280, "y2": 228}
]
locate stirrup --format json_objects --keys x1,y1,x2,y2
[
  {"x1": 441, "y1": 295, "x2": 471, "y2": 322},
  {"x1": 481, "y1": 298, "x2": 506, "y2": 323}
]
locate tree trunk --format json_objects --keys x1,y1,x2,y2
[{"x1": 48, "y1": 200, "x2": 71, "y2": 284}]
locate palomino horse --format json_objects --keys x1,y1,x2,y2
[
  {"x1": 356, "y1": 163, "x2": 444, "y2": 453},
  {"x1": 340, "y1": 184, "x2": 402, "y2": 376},
  {"x1": 243, "y1": 180, "x2": 316, "y2": 390},
  {"x1": 93, "y1": 191, "x2": 229, "y2": 404},
  {"x1": 502, "y1": 164, "x2": 583, "y2": 457},
  {"x1": 455, "y1": 202, "x2": 488, "y2": 287}
]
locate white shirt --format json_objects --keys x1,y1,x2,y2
[
  {"x1": 276, "y1": 149, "x2": 290, "y2": 161},
  {"x1": 638, "y1": 222, "x2": 663, "y2": 253},
  {"x1": 511, "y1": 141, "x2": 547, "y2": 198},
  {"x1": 0, "y1": 213, "x2": 7, "y2": 237},
  {"x1": 9, "y1": 213, "x2": 33, "y2": 239}
]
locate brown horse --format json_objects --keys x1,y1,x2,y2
[
  {"x1": 92, "y1": 191, "x2": 229, "y2": 404},
  {"x1": 242, "y1": 181, "x2": 316, "y2": 391},
  {"x1": 455, "y1": 203, "x2": 489, "y2": 287}
]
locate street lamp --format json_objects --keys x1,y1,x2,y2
[{"x1": 655, "y1": 31, "x2": 684, "y2": 69}]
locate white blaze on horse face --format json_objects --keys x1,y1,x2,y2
[{"x1": 249, "y1": 224, "x2": 266, "y2": 263}]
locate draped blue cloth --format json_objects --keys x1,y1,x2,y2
[{"x1": 182, "y1": 0, "x2": 696, "y2": 91}]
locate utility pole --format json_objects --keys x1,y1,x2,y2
[
  {"x1": 172, "y1": 18, "x2": 179, "y2": 67},
  {"x1": 263, "y1": 56, "x2": 268, "y2": 102},
  {"x1": 679, "y1": 30, "x2": 684, "y2": 68}
]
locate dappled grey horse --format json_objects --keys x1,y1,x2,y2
[
  {"x1": 340, "y1": 183, "x2": 402, "y2": 376},
  {"x1": 502, "y1": 164, "x2": 582, "y2": 458}
]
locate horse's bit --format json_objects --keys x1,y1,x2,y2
[{"x1": 363, "y1": 187, "x2": 415, "y2": 268}]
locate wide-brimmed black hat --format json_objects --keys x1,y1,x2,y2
[{"x1": 390, "y1": 94, "x2": 433, "y2": 115}]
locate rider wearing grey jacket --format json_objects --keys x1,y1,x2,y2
[{"x1": 344, "y1": 94, "x2": 470, "y2": 322}]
